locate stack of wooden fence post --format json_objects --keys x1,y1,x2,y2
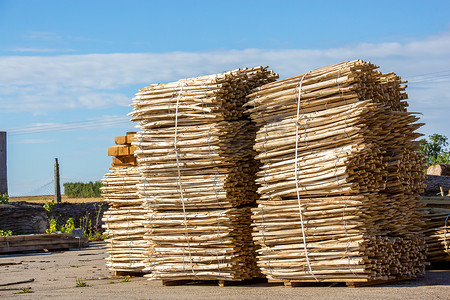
[
  {"x1": 130, "y1": 67, "x2": 278, "y2": 282},
  {"x1": 421, "y1": 206, "x2": 450, "y2": 262},
  {"x1": 102, "y1": 133, "x2": 149, "y2": 274},
  {"x1": 420, "y1": 192, "x2": 450, "y2": 263},
  {"x1": 245, "y1": 60, "x2": 427, "y2": 284}
]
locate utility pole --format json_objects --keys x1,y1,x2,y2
[
  {"x1": 54, "y1": 158, "x2": 61, "y2": 203},
  {"x1": 0, "y1": 132, "x2": 7, "y2": 195}
]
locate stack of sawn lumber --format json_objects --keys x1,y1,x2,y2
[
  {"x1": 130, "y1": 67, "x2": 278, "y2": 281},
  {"x1": 102, "y1": 134, "x2": 149, "y2": 274},
  {"x1": 245, "y1": 60, "x2": 427, "y2": 283},
  {"x1": 108, "y1": 132, "x2": 137, "y2": 167}
]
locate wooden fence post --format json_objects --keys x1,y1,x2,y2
[
  {"x1": 0, "y1": 132, "x2": 7, "y2": 195},
  {"x1": 54, "y1": 158, "x2": 61, "y2": 203}
]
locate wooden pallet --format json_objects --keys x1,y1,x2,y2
[
  {"x1": 161, "y1": 278, "x2": 267, "y2": 287},
  {"x1": 268, "y1": 277, "x2": 411, "y2": 288},
  {"x1": 0, "y1": 233, "x2": 89, "y2": 254},
  {"x1": 113, "y1": 271, "x2": 146, "y2": 277}
]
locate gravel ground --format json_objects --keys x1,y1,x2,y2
[{"x1": 1, "y1": 242, "x2": 449, "y2": 300}]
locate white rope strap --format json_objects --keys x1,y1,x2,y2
[
  {"x1": 444, "y1": 214, "x2": 450, "y2": 255},
  {"x1": 295, "y1": 72, "x2": 317, "y2": 281},
  {"x1": 173, "y1": 81, "x2": 197, "y2": 277}
]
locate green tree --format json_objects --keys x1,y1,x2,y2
[
  {"x1": 63, "y1": 181, "x2": 103, "y2": 198},
  {"x1": 0, "y1": 193, "x2": 9, "y2": 204},
  {"x1": 418, "y1": 134, "x2": 450, "y2": 167}
]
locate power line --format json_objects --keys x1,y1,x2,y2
[
  {"x1": 7, "y1": 116, "x2": 133, "y2": 136},
  {"x1": 407, "y1": 69, "x2": 450, "y2": 78}
]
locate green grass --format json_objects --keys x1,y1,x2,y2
[
  {"x1": 75, "y1": 278, "x2": 88, "y2": 287},
  {"x1": 15, "y1": 288, "x2": 33, "y2": 294}
]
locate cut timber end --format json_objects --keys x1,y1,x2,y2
[
  {"x1": 113, "y1": 271, "x2": 145, "y2": 277},
  {"x1": 108, "y1": 145, "x2": 131, "y2": 156},
  {"x1": 126, "y1": 132, "x2": 136, "y2": 144},
  {"x1": 114, "y1": 136, "x2": 127, "y2": 145},
  {"x1": 112, "y1": 155, "x2": 137, "y2": 166},
  {"x1": 427, "y1": 164, "x2": 450, "y2": 176}
]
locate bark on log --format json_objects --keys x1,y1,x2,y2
[{"x1": 423, "y1": 175, "x2": 450, "y2": 195}]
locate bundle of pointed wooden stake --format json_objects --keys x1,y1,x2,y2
[
  {"x1": 145, "y1": 207, "x2": 260, "y2": 280},
  {"x1": 101, "y1": 167, "x2": 150, "y2": 273},
  {"x1": 246, "y1": 60, "x2": 426, "y2": 283},
  {"x1": 130, "y1": 67, "x2": 278, "y2": 281},
  {"x1": 421, "y1": 207, "x2": 450, "y2": 262}
]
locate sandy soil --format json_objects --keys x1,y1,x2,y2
[{"x1": 0, "y1": 242, "x2": 449, "y2": 300}]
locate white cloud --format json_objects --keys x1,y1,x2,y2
[
  {"x1": 1, "y1": 30, "x2": 450, "y2": 137},
  {"x1": 7, "y1": 115, "x2": 131, "y2": 135}
]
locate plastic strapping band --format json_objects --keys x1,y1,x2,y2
[
  {"x1": 295, "y1": 72, "x2": 317, "y2": 281},
  {"x1": 173, "y1": 80, "x2": 197, "y2": 278},
  {"x1": 444, "y1": 214, "x2": 450, "y2": 255}
]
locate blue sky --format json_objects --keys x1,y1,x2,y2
[{"x1": 1, "y1": 0, "x2": 450, "y2": 196}]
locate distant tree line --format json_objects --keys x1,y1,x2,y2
[{"x1": 63, "y1": 181, "x2": 103, "y2": 198}]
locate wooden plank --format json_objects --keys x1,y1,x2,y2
[
  {"x1": 118, "y1": 145, "x2": 130, "y2": 156},
  {"x1": 115, "y1": 136, "x2": 127, "y2": 145},
  {"x1": 108, "y1": 145, "x2": 130, "y2": 157},
  {"x1": 346, "y1": 277, "x2": 411, "y2": 287},
  {"x1": 112, "y1": 155, "x2": 136, "y2": 166},
  {"x1": 113, "y1": 271, "x2": 144, "y2": 277},
  {"x1": 126, "y1": 132, "x2": 136, "y2": 144}
]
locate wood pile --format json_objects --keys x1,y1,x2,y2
[
  {"x1": 102, "y1": 135, "x2": 148, "y2": 274},
  {"x1": 423, "y1": 175, "x2": 450, "y2": 196},
  {"x1": 421, "y1": 206, "x2": 450, "y2": 262},
  {"x1": 245, "y1": 60, "x2": 427, "y2": 283},
  {"x1": 108, "y1": 132, "x2": 137, "y2": 167},
  {"x1": 0, "y1": 203, "x2": 47, "y2": 234},
  {"x1": 0, "y1": 233, "x2": 88, "y2": 254},
  {"x1": 130, "y1": 67, "x2": 278, "y2": 281}
]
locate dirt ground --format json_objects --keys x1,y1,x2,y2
[
  {"x1": 0, "y1": 242, "x2": 449, "y2": 300},
  {"x1": 10, "y1": 195, "x2": 104, "y2": 204}
]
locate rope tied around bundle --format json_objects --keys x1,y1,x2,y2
[
  {"x1": 445, "y1": 214, "x2": 450, "y2": 255},
  {"x1": 295, "y1": 71, "x2": 318, "y2": 281},
  {"x1": 173, "y1": 80, "x2": 198, "y2": 278}
]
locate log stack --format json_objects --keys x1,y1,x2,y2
[
  {"x1": 130, "y1": 67, "x2": 278, "y2": 281},
  {"x1": 245, "y1": 60, "x2": 426, "y2": 283},
  {"x1": 108, "y1": 132, "x2": 137, "y2": 167},
  {"x1": 423, "y1": 175, "x2": 450, "y2": 196},
  {"x1": 102, "y1": 135, "x2": 149, "y2": 274},
  {"x1": 0, "y1": 232, "x2": 89, "y2": 254}
]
